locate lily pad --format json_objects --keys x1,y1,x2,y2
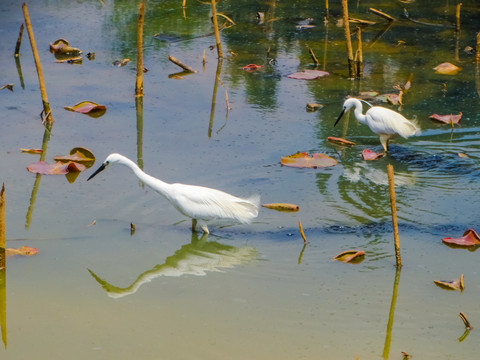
[
  {"x1": 442, "y1": 229, "x2": 480, "y2": 247},
  {"x1": 287, "y1": 70, "x2": 329, "y2": 80},
  {"x1": 333, "y1": 250, "x2": 365, "y2": 263},
  {"x1": 261, "y1": 203, "x2": 299, "y2": 212},
  {"x1": 429, "y1": 112, "x2": 462, "y2": 124},
  {"x1": 53, "y1": 147, "x2": 95, "y2": 168},
  {"x1": 27, "y1": 161, "x2": 86, "y2": 175},
  {"x1": 434, "y1": 62, "x2": 462, "y2": 75},
  {"x1": 327, "y1": 136, "x2": 356, "y2": 146},
  {"x1": 64, "y1": 101, "x2": 107, "y2": 118},
  {"x1": 281, "y1": 152, "x2": 337, "y2": 168},
  {"x1": 362, "y1": 149, "x2": 384, "y2": 160}
]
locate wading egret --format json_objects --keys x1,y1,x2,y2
[
  {"x1": 87, "y1": 153, "x2": 259, "y2": 234},
  {"x1": 334, "y1": 98, "x2": 420, "y2": 151}
]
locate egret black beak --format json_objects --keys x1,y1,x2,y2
[
  {"x1": 334, "y1": 109, "x2": 346, "y2": 127},
  {"x1": 87, "y1": 163, "x2": 106, "y2": 181}
]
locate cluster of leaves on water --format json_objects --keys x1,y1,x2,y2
[{"x1": 26, "y1": 147, "x2": 95, "y2": 183}]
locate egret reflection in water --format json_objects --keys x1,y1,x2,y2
[{"x1": 88, "y1": 233, "x2": 258, "y2": 299}]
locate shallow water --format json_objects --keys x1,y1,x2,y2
[{"x1": 1, "y1": 0, "x2": 480, "y2": 359}]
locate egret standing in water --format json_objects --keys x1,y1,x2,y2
[
  {"x1": 334, "y1": 98, "x2": 420, "y2": 151},
  {"x1": 87, "y1": 154, "x2": 259, "y2": 234}
]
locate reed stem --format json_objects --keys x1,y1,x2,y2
[
  {"x1": 387, "y1": 164, "x2": 402, "y2": 267},
  {"x1": 341, "y1": 0, "x2": 355, "y2": 79},
  {"x1": 211, "y1": 0, "x2": 223, "y2": 59},
  {"x1": 14, "y1": 23, "x2": 24, "y2": 57},
  {"x1": 135, "y1": 0, "x2": 145, "y2": 97}
]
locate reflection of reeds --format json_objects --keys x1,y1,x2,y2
[
  {"x1": 14, "y1": 23, "x2": 24, "y2": 57},
  {"x1": 0, "y1": 184, "x2": 5, "y2": 269},
  {"x1": 22, "y1": 3, "x2": 53, "y2": 125},
  {"x1": 387, "y1": 164, "x2": 402, "y2": 268},
  {"x1": 382, "y1": 267, "x2": 401, "y2": 359}
]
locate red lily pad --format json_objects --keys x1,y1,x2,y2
[
  {"x1": 64, "y1": 101, "x2": 107, "y2": 118},
  {"x1": 27, "y1": 161, "x2": 86, "y2": 175},
  {"x1": 327, "y1": 136, "x2": 356, "y2": 146},
  {"x1": 434, "y1": 62, "x2": 462, "y2": 75},
  {"x1": 243, "y1": 64, "x2": 263, "y2": 71},
  {"x1": 442, "y1": 229, "x2": 480, "y2": 247},
  {"x1": 429, "y1": 112, "x2": 462, "y2": 124},
  {"x1": 281, "y1": 152, "x2": 337, "y2": 168},
  {"x1": 333, "y1": 250, "x2": 365, "y2": 263},
  {"x1": 287, "y1": 70, "x2": 329, "y2": 80},
  {"x1": 362, "y1": 149, "x2": 384, "y2": 160}
]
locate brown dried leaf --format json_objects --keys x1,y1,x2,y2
[
  {"x1": 327, "y1": 136, "x2": 356, "y2": 146},
  {"x1": 262, "y1": 203, "x2": 299, "y2": 212},
  {"x1": 54, "y1": 147, "x2": 95, "y2": 168},
  {"x1": 113, "y1": 59, "x2": 130, "y2": 67},
  {"x1": 64, "y1": 101, "x2": 107, "y2": 118},
  {"x1": 333, "y1": 250, "x2": 365, "y2": 263},
  {"x1": 434, "y1": 62, "x2": 462, "y2": 75},
  {"x1": 21, "y1": 148, "x2": 43, "y2": 154},
  {"x1": 49, "y1": 39, "x2": 82, "y2": 55},
  {"x1": 6, "y1": 246, "x2": 38, "y2": 256}
]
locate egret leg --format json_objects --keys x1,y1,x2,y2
[
  {"x1": 198, "y1": 220, "x2": 210, "y2": 234},
  {"x1": 192, "y1": 219, "x2": 197, "y2": 232},
  {"x1": 379, "y1": 135, "x2": 389, "y2": 152}
]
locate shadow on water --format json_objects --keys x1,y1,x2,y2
[{"x1": 88, "y1": 232, "x2": 258, "y2": 299}]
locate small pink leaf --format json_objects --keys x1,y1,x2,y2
[
  {"x1": 287, "y1": 70, "x2": 329, "y2": 80},
  {"x1": 362, "y1": 149, "x2": 384, "y2": 160},
  {"x1": 442, "y1": 229, "x2": 480, "y2": 247},
  {"x1": 243, "y1": 64, "x2": 263, "y2": 71},
  {"x1": 64, "y1": 101, "x2": 107, "y2": 118},
  {"x1": 281, "y1": 152, "x2": 337, "y2": 168},
  {"x1": 429, "y1": 112, "x2": 462, "y2": 124},
  {"x1": 327, "y1": 136, "x2": 356, "y2": 146}
]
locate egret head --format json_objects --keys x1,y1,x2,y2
[
  {"x1": 334, "y1": 98, "x2": 358, "y2": 127},
  {"x1": 87, "y1": 153, "x2": 124, "y2": 181}
]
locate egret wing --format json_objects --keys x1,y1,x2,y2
[{"x1": 367, "y1": 107, "x2": 418, "y2": 138}]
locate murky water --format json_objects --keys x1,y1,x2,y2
[{"x1": 1, "y1": 0, "x2": 479, "y2": 358}]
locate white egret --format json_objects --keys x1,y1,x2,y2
[
  {"x1": 87, "y1": 153, "x2": 259, "y2": 234},
  {"x1": 334, "y1": 98, "x2": 420, "y2": 151}
]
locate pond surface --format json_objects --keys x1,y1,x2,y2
[{"x1": 1, "y1": 0, "x2": 480, "y2": 359}]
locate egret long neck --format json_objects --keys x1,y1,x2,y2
[
  {"x1": 352, "y1": 100, "x2": 367, "y2": 125},
  {"x1": 120, "y1": 157, "x2": 171, "y2": 197}
]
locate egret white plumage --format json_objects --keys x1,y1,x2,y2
[
  {"x1": 334, "y1": 98, "x2": 420, "y2": 151},
  {"x1": 87, "y1": 153, "x2": 259, "y2": 234}
]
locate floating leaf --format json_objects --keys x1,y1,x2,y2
[
  {"x1": 6, "y1": 246, "x2": 38, "y2": 256},
  {"x1": 113, "y1": 59, "x2": 130, "y2": 67},
  {"x1": 434, "y1": 62, "x2": 461, "y2": 75},
  {"x1": 262, "y1": 203, "x2": 299, "y2": 212},
  {"x1": 281, "y1": 152, "x2": 337, "y2": 168},
  {"x1": 429, "y1": 112, "x2": 462, "y2": 124},
  {"x1": 296, "y1": 24, "x2": 316, "y2": 30},
  {"x1": 458, "y1": 153, "x2": 469, "y2": 158},
  {"x1": 49, "y1": 39, "x2": 82, "y2": 55},
  {"x1": 333, "y1": 250, "x2": 365, "y2": 263},
  {"x1": 21, "y1": 148, "x2": 43, "y2": 154},
  {"x1": 327, "y1": 136, "x2": 356, "y2": 146},
  {"x1": 362, "y1": 149, "x2": 384, "y2": 160},
  {"x1": 306, "y1": 103, "x2": 323, "y2": 112},
  {"x1": 287, "y1": 70, "x2": 329, "y2": 80},
  {"x1": 53, "y1": 147, "x2": 95, "y2": 168},
  {"x1": 434, "y1": 279, "x2": 461, "y2": 291},
  {"x1": 27, "y1": 161, "x2": 86, "y2": 175},
  {"x1": 64, "y1": 101, "x2": 107, "y2": 118},
  {"x1": 0, "y1": 84, "x2": 13, "y2": 91},
  {"x1": 243, "y1": 64, "x2": 263, "y2": 71},
  {"x1": 442, "y1": 229, "x2": 480, "y2": 247}
]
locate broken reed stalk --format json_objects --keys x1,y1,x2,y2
[
  {"x1": 135, "y1": 0, "x2": 145, "y2": 97},
  {"x1": 368, "y1": 8, "x2": 395, "y2": 22},
  {"x1": 211, "y1": 0, "x2": 223, "y2": 59},
  {"x1": 168, "y1": 55, "x2": 196, "y2": 73},
  {"x1": 309, "y1": 48, "x2": 320, "y2": 65},
  {"x1": 455, "y1": 3, "x2": 462, "y2": 33},
  {"x1": 325, "y1": 0, "x2": 329, "y2": 20},
  {"x1": 298, "y1": 220, "x2": 307, "y2": 244},
  {"x1": 356, "y1": 27, "x2": 363, "y2": 78},
  {"x1": 22, "y1": 3, "x2": 53, "y2": 125},
  {"x1": 341, "y1": 0, "x2": 355, "y2": 79},
  {"x1": 14, "y1": 23, "x2": 24, "y2": 57},
  {"x1": 387, "y1": 164, "x2": 402, "y2": 268},
  {"x1": 0, "y1": 184, "x2": 5, "y2": 270}
]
